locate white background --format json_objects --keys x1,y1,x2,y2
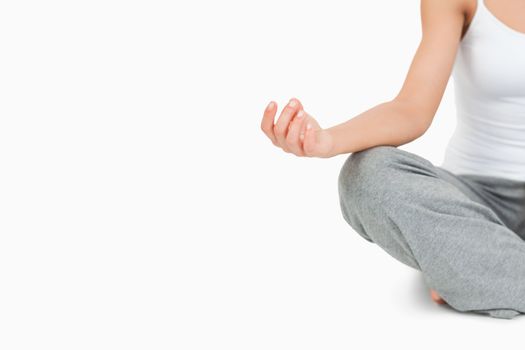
[{"x1": 1, "y1": 0, "x2": 523, "y2": 349}]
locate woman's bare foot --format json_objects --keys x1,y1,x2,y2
[{"x1": 430, "y1": 289, "x2": 447, "y2": 304}]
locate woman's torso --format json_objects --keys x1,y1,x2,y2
[{"x1": 439, "y1": 0, "x2": 525, "y2": 182}]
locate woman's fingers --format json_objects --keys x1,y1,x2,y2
[
  {"x1": 285, "y1": 109, "x2": 307, "y2": 156},
  {"x1": 274, "y1": 98, "x2": 300, "y2": 151},
  {"x1": 261, "y1": 101, "x2": 279, "y2": 146},
  {"x1": 292, "y1": 98, "x2": 304, "y2": 111},
  {"x1": 261, "y1": 97, "x2": 306, "y2": 153}
]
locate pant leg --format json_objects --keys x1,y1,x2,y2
[
  {"x1": 454, "y1": 173, "x2": 525, "y2": 241},
  {"x1": 337, "y1": 145, "x2": 525, "y2": 320}
]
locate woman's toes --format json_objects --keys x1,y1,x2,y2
[{"x1": 430, "y1": 289, "x2": 447, "y2": 304}]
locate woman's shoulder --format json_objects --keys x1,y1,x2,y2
[
  {"x1": 420, "y1": 0, "x2": 475, "y2": 41},
  {"x1": 421, "y1": 0, "x2": 474, "y2": 18}
]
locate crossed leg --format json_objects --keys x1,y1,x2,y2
[{"x1": 337, "y1": 145, "x2": 525, "y2": 319}]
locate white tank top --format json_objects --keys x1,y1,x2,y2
[{"x1": 439, "y1": 0, "x2": 525, "y2": 181}]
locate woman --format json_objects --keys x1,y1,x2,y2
[{"x1": 260, "y1": 0, "x2": 525, "y2": 319}]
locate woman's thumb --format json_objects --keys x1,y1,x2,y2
[{"x1": 303, "y1": 121, "x2": 317, "y2": 155}]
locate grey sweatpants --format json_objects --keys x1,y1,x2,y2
[{"x1": 337, "y1": 145, "x2": 525, "y2": 319}]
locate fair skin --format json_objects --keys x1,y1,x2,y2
[{"x1": 260, "y1": 0, "x2": 525, "y2": 305}]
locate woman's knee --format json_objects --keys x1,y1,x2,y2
[
  {"x1": 337, "y1": 145, "x2": 401, "y2": 200},
  {"x1": 337, "y1": 146, "x2": 403, "y2": 241}
]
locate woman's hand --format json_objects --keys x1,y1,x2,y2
[{"x1": 260, "y1": 97, "x2": 334, "y2": 158}]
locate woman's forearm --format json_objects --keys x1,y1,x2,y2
[{"x1": 326, "y1": 99, "x2": 429, "y2": 156}]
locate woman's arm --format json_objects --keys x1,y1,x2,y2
[
  {"x1": 261, "y1": 0, "x2": 469, "y2": 158},
  {"x1": 326, "y1": 0, "x2": 468, "y2": 156}
]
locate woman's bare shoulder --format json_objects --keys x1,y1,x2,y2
[{"x1": 421, "y1": 0, "x2": 476, "y2": 38}]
